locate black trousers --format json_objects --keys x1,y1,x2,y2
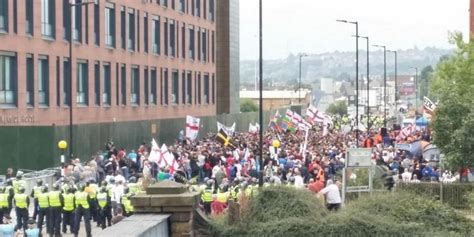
[
  {"x1": 32, "y1": 199, "x2": 39, "y2": 220},
  {"x1": 37, "y1": 208, "x2": 50, "y2": 234},
  {"x1": 98, "y1": 207, "x2": 112, "y2": 229},
  {"x1": 0, "y1": 207, "x2": 7, "y2": 224},
  {"x1": 49, "y1": 207, "x2": 62, "y2": 235},
  {"x1": 15, "y1": 207, "x2": 28, "y2": 231},
  {"x1": 62, "y1": 210, "x2": 75, "y2": 233},
  {"x1": 74, "y1": 206, "x2": 91, "y2": 237},
  {"x1": 326, "y1": 203, "x2": 341, "y2": 211},
  {"x1": 203, "y1": 202, "x2": 212, "y2": 215},
  {"x1": 90, "y1": 199, "x2": 98, "y2": 222}
]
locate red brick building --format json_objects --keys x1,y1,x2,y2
[{"x1": 0, "y1": 0, "x2": 219, "y2": 126}]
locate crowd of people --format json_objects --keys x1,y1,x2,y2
[{"x1": 1, "y1": 114, "x2": 458, "y2": 236}]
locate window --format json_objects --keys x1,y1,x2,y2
[
  {"x1": 115, "y1": 63, "x2": 119, "y2": 105},
  {"x1": 103, "y1": 63, "x2": 111, "y2": 105},
  {"x1": 203, "y1": 0, "x2": 206, "y2": 19},
  {"x1": 38, "y1": 57, "x2": 49, "y2": 106},
  {"x1": 120, "y1": 64, "x2": 126, "y2": 105},
  {"x1": 144, "y1": 13, "x2": 148, "y2": 53},
  {"x1": 212, "y1": 74, "x2": 215, "y2": 104},
  {"x1": 164, "y1": 19, "x2": 168, "y2": 56},
  {"x1": 76, "y1": 61, "x2": 88, "y2": 105},
  {"x1": 169, "y1": 20, "x2": 176, "y2": 57},
  {"x1": 211, "y1": 31, "x2": 215, "y2": 63},
  {"x1": 197, "y1": 28, "x2": 201, "y2": 61},
  {"x1": 56, "y1": 57, "x2": 60, "y2": 106},
  {"x1": 13, "y1": 0, "x2": 17, "y2": 33},
  {"x1": 186, "y1": 71, "x2": 192, "y2": 104},
  {"x1": 131, "y1": 66, "x2": 139, "y2": 105},
  {"x1": 160, "y1": 0, "x2": 168, "y2": 8},
  {"x1": 105, "y1": 6, "x2": 116, "y2": 47},
  {"x1": 204, "y1": 74, "x2": 209, "y2": 104},
  {"x1": 202, "y1": 30, "x2": 207, "y2": 61},
  {"x1": 195, "y1": 0, "x2": 201, "y2": 17},
  {"x1": 150, "y1": 68, "x2": 157, "y2": 105},
  {"x1": 161, "y1": 69, "x2": 168, "y2": 105},
  {"x1": 128, "y1": 9, "x2": 135, "y2": 51},
  {"x1": 209, "y1": 0, "x2": 215, "y2": 21},
  {"x1": 181, "y1": 23, "x2": 186, "y2": 58},
  {"x1": 137, "y1": 11, "x2": 140, "y2": 52},
  {"x1": 120, "y1": 6, "x2": 126, "y2": 49},
  {"x1": 26, "y1": 0, "x2": 33, "y2": 35},
  {"x1": 0, "y1": 54, "x2": 17, "y2": 106},
  {"x1": 171, "y1": 0, "x2": 175, "y2": 10},
  {"x1": 181, "y1": 72, "x2": 185, "y2": 104},
  {"x1": 62, "y1": 0, "x2": 70, "y2": 41},
  {"x1": 188, "y1": 26, "x2": 195, "y2": 60},
  {"x1": 179, "y1": 0, "x2": 185, "y2": 12},
  {"x1": 144, "y1": 67, "x2": 149, "y2": 105},
  {"x1": 24, "y1": 56, "x2": 35, "y2": 106},
  {"x1": 152, "y1": 16, "x2": 160, "y2": 54},
  {"x1": 63, "y1": 59, "x2": 70, "y2": 106},
  {"x1": 172, "y1": 70, "x2": 179, "y2": 104},
  {"x1": 197, "y1": 73, "x2": 201, "y2": 104},
  {"x1": 72, "y1": 2, "x2": 82, "y2": 42},
  {"x1": 94, "y1": 0, "x2": 100, "y2": 45},
  {"x1": 94, "y1": 62, "x2": 100, "y2": 105},
  {"x1": 41, "y1": 0, "x2": 56, "y2": 38},
  {"x1": 0, "y1": 0, "x2": 8, "y2": 32}
]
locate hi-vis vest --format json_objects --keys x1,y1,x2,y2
[
  {"x1": 75, "y1": 192, "x2": 89, "y2": 209},
  {"x1": 128, "y1": 183, "x2": 139, "y2": 194},
  {"x1": 0, "y1": 193, "x2": 9, "y2": 208},
  {"x1": 63, "y1": 193, "x2": 75, "y2": 211},
  {"x1": 14, "y1": 193, "x2": 28, "y2": 208},
  {"x1": 201, "y1": 189, "x2": 213, "y2": 202},
  {"x1": 49, "y1": 191, "x2": 62, "y2": 207},
  {"x1": 89, "y1": 184, "x2": 98, "y2": 199},
  {"x1": 33, "y1": 186, "x2": 42, "y2": 199},
  {"x1": 97, "y1": 192, "x2": 108, "y2": 208},
  {"x1": 216, "y1": 192, "x2": 229, "y2": 204},
  {"x1": 121, "y1": 194, "x2": 134, "y2": 213},
  {"x1": 13, "y1": 180, "x2": 26, "y2": 194},
  {"x1": 38, "y1": 192, "x2": 49, "y2": 208}
]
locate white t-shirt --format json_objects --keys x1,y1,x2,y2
[
  {"x1": 112, "y1": 185, "x2": 124, "y2": 203},
  {"x1": 294, "y1": 175, "x2": 305, "y2": 189},
  {"x1": 320, "y1": 184, "x2": 342, "y2": 204}
]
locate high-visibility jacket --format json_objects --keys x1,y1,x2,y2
[
  {"x1": 201, "y1": 188, "x2": 213, "y2": 202},
  {"x1": 0, "y1": 193, "x2": 9, "y2": 208},
  {"x1": 106, "y1": 185, "x2": 114, "y2": 197},
  {"x1": 88, "y1": 184, "x2": 98, "y2": 199},
  {"x1": 75, "y1": 191, "x2": 89, "y2": 209},
  {"x1": 37, "y1": 192, "x2": 49, "y2": 208},
  {"x1": 121, "y1": 194, "x2": 134, "y2": 213},
  {"x1": 33, "y1": 186, "x2": 42, "y2": 199},
  {"x1": 128, "y1": 183, "x2": 139, "y2": 194},
  {"x1": 12, "y1": 180, "x2": 26, "y2": 194},
  {"x1": 63, "y1": 193, "x2": 75, "y2": 211},
  {"x1": 97, "y1": 192, "x2": 108, "y2": 208},
  {"x1": 48, "y1": 191, "x2": 62, "y2": 207},
  {"x1": 14, "y1": 193, "x2": 28, "y2": 208},
  {"x1": 216, "y1": 192, "x2": 229, "y2": 204},
  {"x1": 230, "y1": 187, "x2": 239, "y2": 200}
]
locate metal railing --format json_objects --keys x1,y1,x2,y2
[{"x1": 21, "y1": 168, "x2": 60, "y2": 196}]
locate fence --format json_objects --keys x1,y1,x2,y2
[
  {"x1": 396, "y1": 182, "x2": 474, "y2": 209},
  {"x1": 21, "y1": 168, "x2": 59, "y2": 196}
]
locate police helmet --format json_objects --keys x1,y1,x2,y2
[
  {"x1": 6, "y1": 178, "x2": 13, "y2": 186},
  {"x1": 36, "y1": 179, "x2": 43, "y2": 186},
  {"x1": 53, "y1": 183, "x2": 60, "y2": 191},
  {"x1": 101, "y1": 181, "x2": 108, "y2": 187},
  {"x1": 77, "y1": 184, "x2": 85, "y2": 192},
  {"x1": 16, "y1": 171, "x2": 24, "y2": 179},
  {"x1": 42, "y1": 186, "x2": 48, "y2": 193},
  {"x1": 18, "y1": 186, "x2": 25, "y2": 194},
  {"x1": 100, "y1": 187, "x2": 107, "y2": 193},
  {"x1": 124, "y1": 187, "x2": 130, "y2": 194}
]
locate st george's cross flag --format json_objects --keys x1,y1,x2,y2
[{"x1": 186, "y1": 115, "x2": 200, "y2": 141}]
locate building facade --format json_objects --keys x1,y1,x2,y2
[{"x1": 0, "y1": 0, "x2": 218, "y2": 126}]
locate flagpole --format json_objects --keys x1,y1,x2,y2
[{"x1": 258, "y1": 0, "x2": 264, "y2": 187}]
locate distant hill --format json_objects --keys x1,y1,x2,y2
[{"x1": 240, "y1": 47, "x2": 453, "y2": 89}]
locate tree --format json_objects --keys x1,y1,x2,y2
[
  {"x1": 419, "y1": 65, "x2": 434, "y2": 100},
  {"x1": 240, "y1": 99, "x2": 258, "y2": 112},
  {"x1": 326, "y1": 100, "x2": 348, "y2": 117},
  {"x1": 430, "y1": 32, "x2": 474, "y2": 170}
]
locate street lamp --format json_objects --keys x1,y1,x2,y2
[
  {"x1": 337, "y1": 19, "x2": 359, "y2": 147},
  {"x1": 58, "y1": 140, "x2": 68, "y2": 175},
  {"x1": 410, "y1": 67, "x2": 419, "y2": 117},
  {"x1": 373, "y1": 44, "x2": 387, "y2": 128},
  {"x1": 387, "y1": 50, "x2": 398, "y2": 116},
  {"x1": 68, "y1": 0, "x2": 95, "y2": 159},
  {"x1": 258, "y1": 0, "x2": 264, "y2": 187},
  {"x1": 298, "y1": 53, "x2": 308, "y2": 104}
]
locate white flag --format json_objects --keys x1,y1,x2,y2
[
  {"x1": 249, "y1": 123, "x2": 259, "y2": 133},
  {"x1": 217, "y1": 121, "x2": 236, "y2": 136},
  {"x1": 148, "y1": 139, "x2": 160, "y2": 163},
  {"x1": 158, "y1": 144, "x2": 179, "y2": 174},
  {"x1": 186, "y1": 115, "x2": 200, "y2": 141},
  {"x1": 423, "y1": 96, "x2": 437, "y2": 114}
]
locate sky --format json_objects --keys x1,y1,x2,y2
[{"x1": 240, "y1": 0, "x2": 470, "y2": 60}]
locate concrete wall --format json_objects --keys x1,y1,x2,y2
[{"x1": 0, "y1": 106, "x2": 301, "y2": 171}]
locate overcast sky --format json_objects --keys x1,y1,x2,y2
[{"x1": 240, "y1": 0, "x2": 470, "y2": 60}]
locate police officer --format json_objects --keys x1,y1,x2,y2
[
  {"x1": 62, "y1": 187, "x2": 75, "y2": 234},
  {"x1": 0, "y1": 187, "x2": 9, "y2": 223},
  {"x1": 14, "y1": 186, "x2": 29, "y2": 231},
  {"x1": 12, "y1": 171, "x2": 26, "y2": 194},
  {"x1": 85, "y1": 181, "x2": 98, "y2": 225},
  {"x1": 37, "y1": 185, "x2": 50, "y2": 235},
  {"x1": 49, "y1": 183, "x2": 63, "y2": 236},
  {"x1": 217, "y1": 185, "x2": 229, "y2": 205},
  {"x1": 121, "y1": 187, "x2": 134, "y2": 217},
  {"x1": 127, "y1": 177, "x2": 140, "y2": 194},
  {"x1": 96, "y1": 187, "x2": 112, "y2": 229},
  {"x1": 201, "y1": 179, "x2": 214, "y2": 215},
  {"x1": 74, "y1": 184, "x2": 92, "y2": 237},
  {"x1": 31, "y1": 179, "x2": 43, "y2": 220},
  {"x1": 5, "y1": 179, "x2": 14, "y2": 217}
]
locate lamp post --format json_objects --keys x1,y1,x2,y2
[
  {"x1": 258, "y1": 0, "x2": 264, "y2": 187},
  {"x1": 373, "y1": 44, "x2": 387, "y2": 128},
  {"x1": 298, "y1": 53, "x2": 308, "y2": 104},
  {"x1": 337, "y1": 19, "x2": 359, "y2": 147},
  {"x1": 410, "y1": 67, "x2": 419, "y2": 117},
  {"x1": 58, "y1": 140, "x2": 68, "y2": 175},
  {"x1": 68, "y1": 0, "x2": 95, "y2": 159},
  {"x1": 388, "y1": 50, "x2": 398, "y2": 117}
]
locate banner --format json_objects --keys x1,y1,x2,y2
[
  {"x1": 216, "y1": 129, "x2": 237, "y2": 149},
  {"x1": 217, "y1": 121, "x2": 236, "y2": 136},
  {"x1": 158, "y1": 144, "x2": 179, "y2": 174},
  {"x1": 423, "y1": 96, "x2": 437, "y2": 115},
  {"x1": 306, "y1": 105, "x2": 325, "y2": 124},
  {"x1": 185, "y1": 115, "x2": 200, "y2": 141}
]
